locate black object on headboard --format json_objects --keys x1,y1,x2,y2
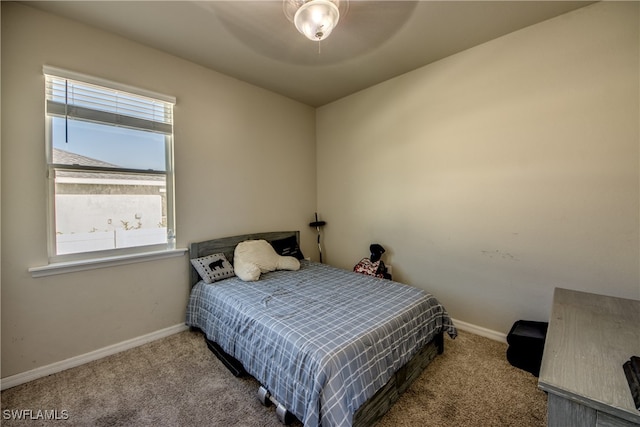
[{"x1": 189, "y1": 231, "x2": 300, "y2": 287}]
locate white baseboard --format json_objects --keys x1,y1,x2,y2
[
  {"x1": 1, "y1": 323, "x2": 189, "y2": 391},
  {"x1": 452, "y1": 318, "x2": 507, "y2": 343}
]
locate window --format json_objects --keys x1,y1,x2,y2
[{"x1": 44, "y1": 67, "x2": 176, "y2": 261}]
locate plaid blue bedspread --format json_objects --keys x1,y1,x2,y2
[{"x1": 186, "y1": 260, "x2": 457, "y2": 427}]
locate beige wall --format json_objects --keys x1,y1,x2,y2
[
  {"x1": 317, "y1": 2, "x2": 640, "y2": 332},
  {"x1": 1, "y1": 3, "x2": 316, "y2": 377}
]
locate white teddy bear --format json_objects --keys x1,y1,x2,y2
[{"x1": 234, "y1": 239, "x2": 300, "y2": 281}]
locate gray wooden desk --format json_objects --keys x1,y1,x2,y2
[{"x1": 538, "y1": 288, "x2": 640, "y2": 427}]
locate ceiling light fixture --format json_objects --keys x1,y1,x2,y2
[{"x1": 283, "y1": 0, "x2": 343, "y2": 42}]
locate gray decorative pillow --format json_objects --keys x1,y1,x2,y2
[{"x1": 190, "y1": 253, "x2": 235, "y2": 283}]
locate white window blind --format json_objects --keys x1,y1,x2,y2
[{"x1": 44, "y1": 66, "x2": 175, "y2": 135}]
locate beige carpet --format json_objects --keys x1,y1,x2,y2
[{"x1": 1, "y1": 329, "x2": 547, "y2": 426}]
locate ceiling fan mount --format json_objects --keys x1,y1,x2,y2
[{"x1": 283, "y1": 0, "x2": 349, "y2": 42}]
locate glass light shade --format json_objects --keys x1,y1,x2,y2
[{"x1": 294, "y1": 0, "x2": 340, "y2": 41}]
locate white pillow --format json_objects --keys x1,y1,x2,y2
[
  {"x1": 190, "y1": 253, "x2": 235, "y2": 283},
  {"x1": 234, "y1": 239, "x2": 300, "y2": 281}
]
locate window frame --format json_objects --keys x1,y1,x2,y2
[{"x1": 42, "y1": 66, "x2": 177, "y2": 264}]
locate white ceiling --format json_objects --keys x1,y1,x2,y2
[{"x1": 24, "y1": 1, "x2": 593, "y2": 107}]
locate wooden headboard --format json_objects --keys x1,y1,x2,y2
[{"x1": 189, "y1": 230, "x2": 300, "y2": 286}]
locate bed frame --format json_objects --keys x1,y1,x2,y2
[{"x1": 189, "y1": 231, "x2": 444, "y2": 426}]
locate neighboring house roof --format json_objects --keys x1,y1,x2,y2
[
  {"x1": 53, "y1": 148, "x2": 120, "y2": 168},
  {"x1": 53, "y1": 148, "x2": 164, "y2": 183}
]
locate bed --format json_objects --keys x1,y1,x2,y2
[{"x1": 186, "y1": 231, "x2": 457, "y2": 426}]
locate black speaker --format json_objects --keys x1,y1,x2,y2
[{"x1": 506, "y1": 320, "x2": 548, "y2": 377}]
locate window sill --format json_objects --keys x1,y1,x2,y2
[{"x1": 28, "y1": 248, "x2": 188, "y2": 278}]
